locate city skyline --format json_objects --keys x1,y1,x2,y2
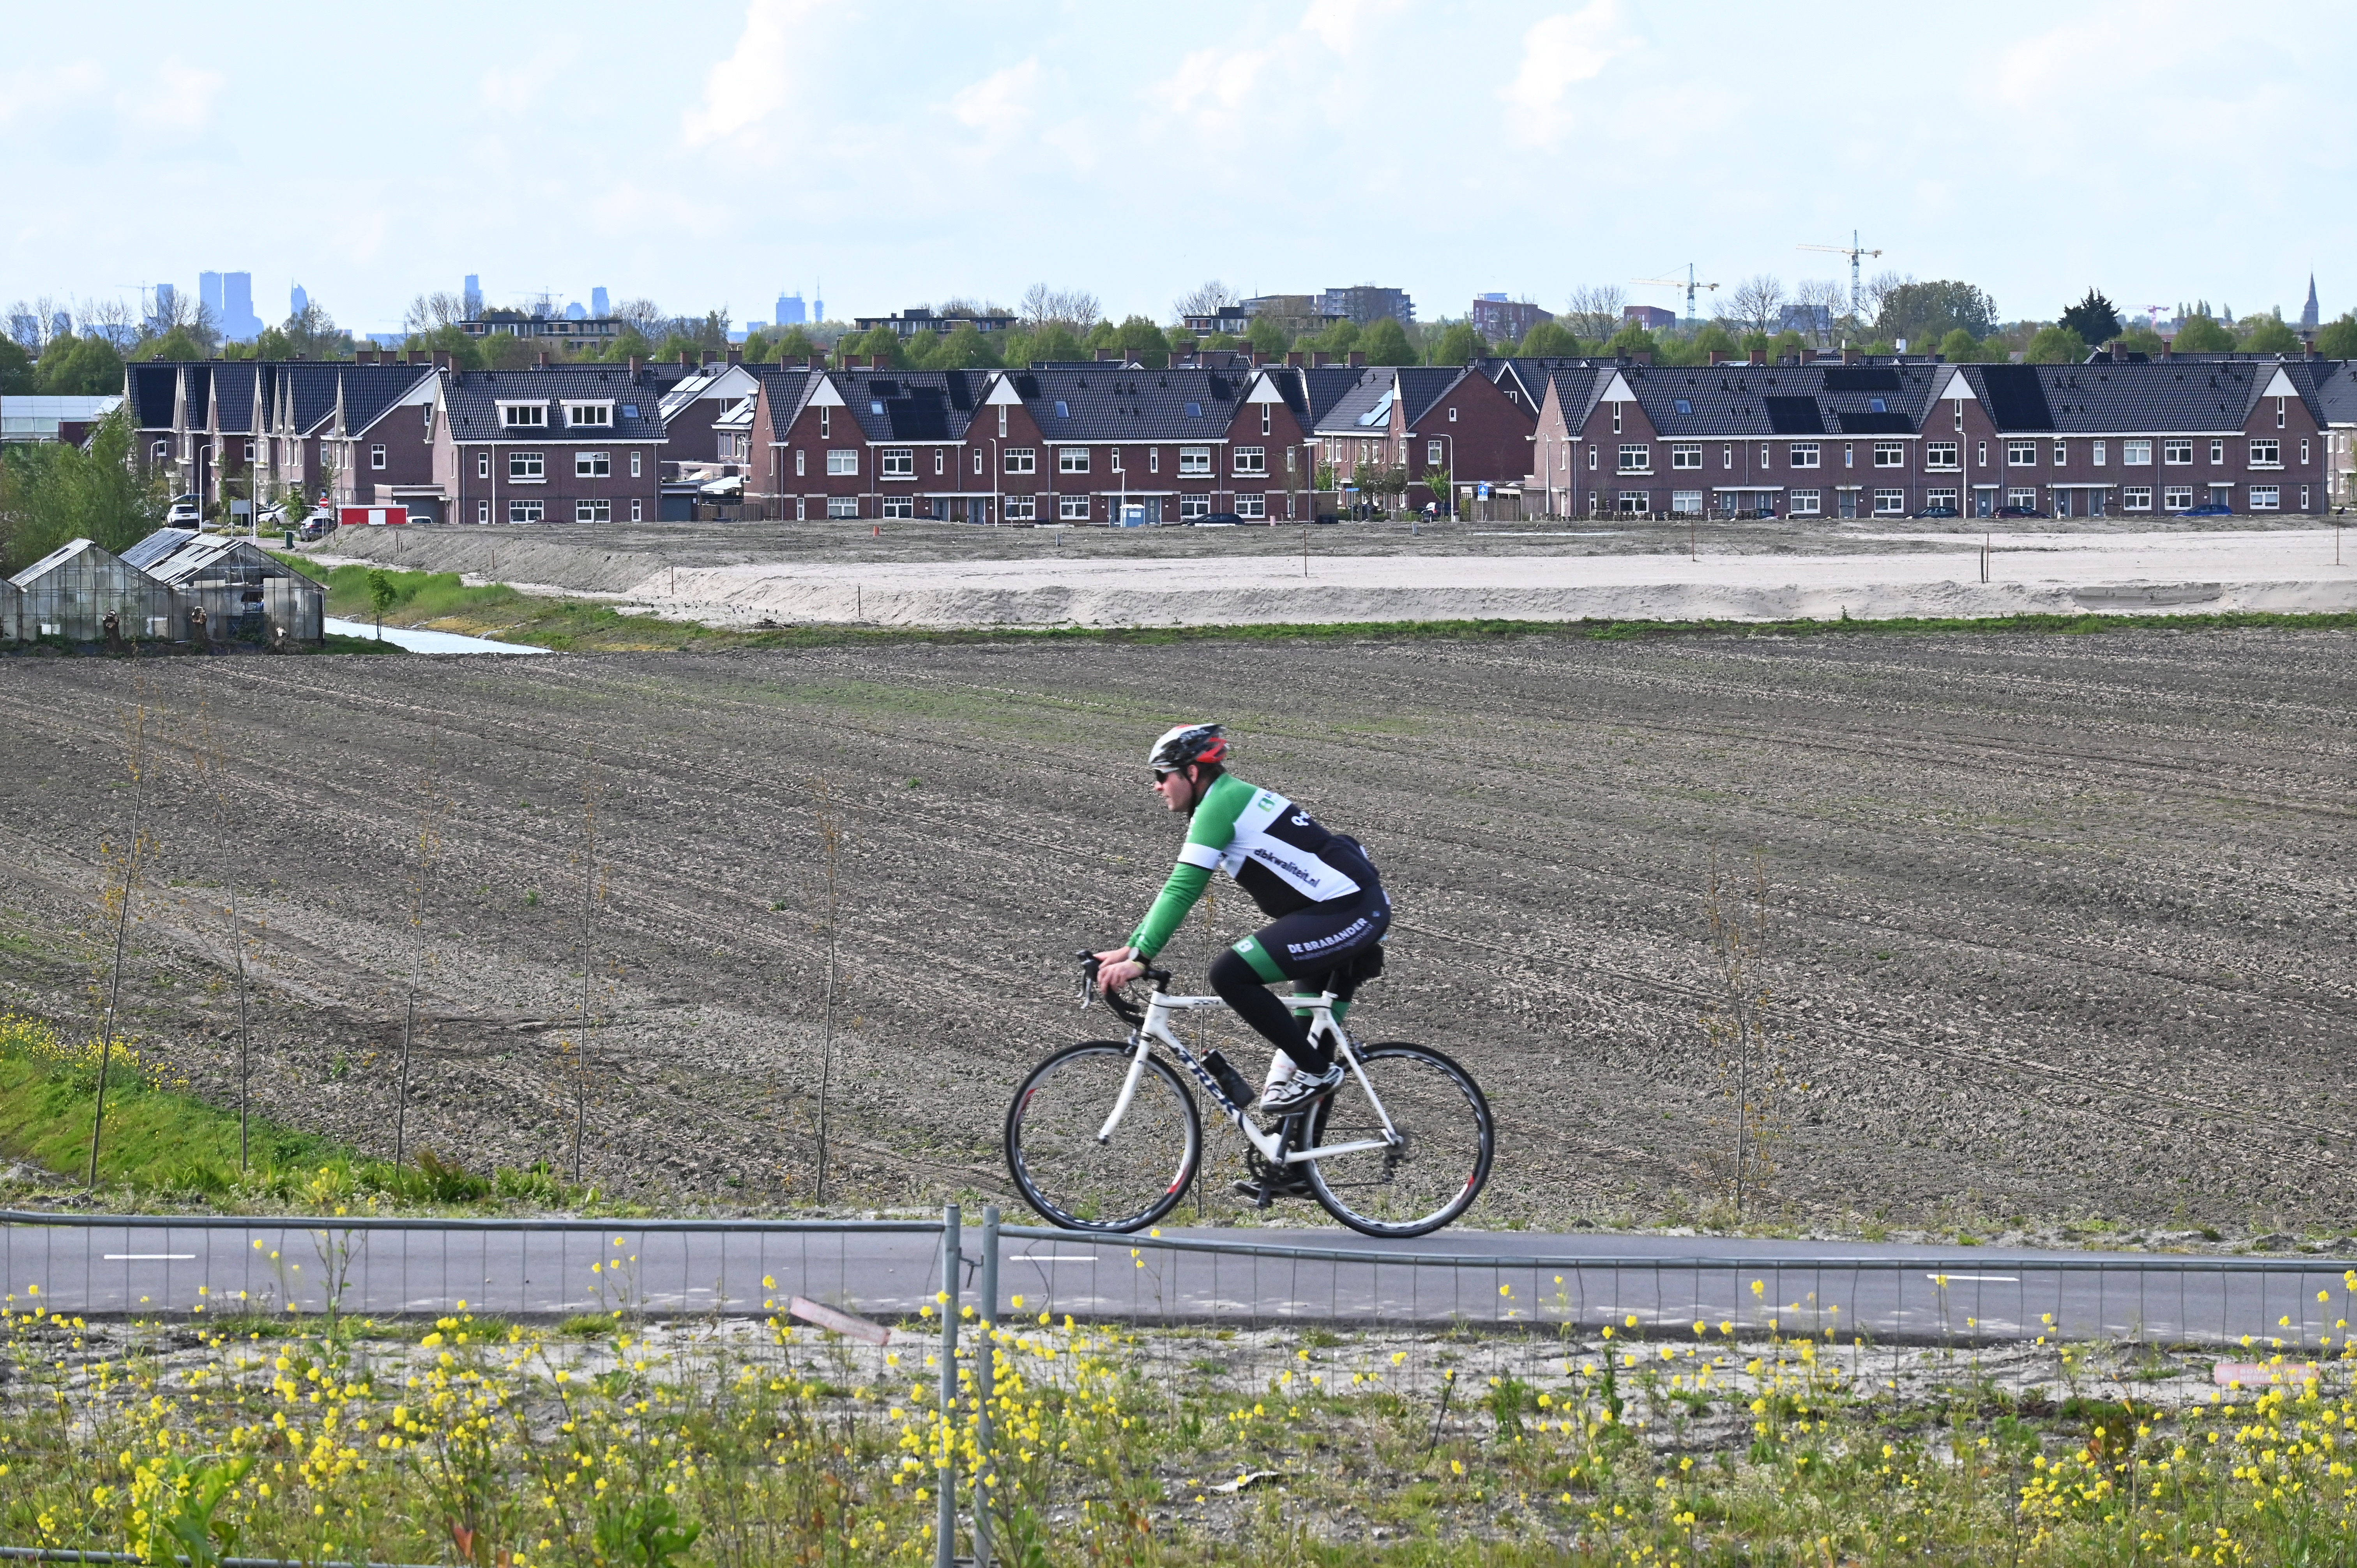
[{"x1": 2, "y1": 0, "x2": 2348, "y2": 339}]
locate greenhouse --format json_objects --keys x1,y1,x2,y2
[
  {"x1": 5, "y1": 539, "x2": 179, "y2": 645},
  {"x1": 129, "y1": 530, "x2": 325, "y2": 646}
]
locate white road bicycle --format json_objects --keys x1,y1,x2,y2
[{"x1": 1004, "y1": 953, "x2": 1494, "y2": 1238}]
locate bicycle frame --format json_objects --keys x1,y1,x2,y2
[{"x1": 1095, "y1": 987, "x2": 1402, "y2": 1167}]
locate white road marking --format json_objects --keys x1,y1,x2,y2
[
  {"x1": 1925, "y1": 1273, "x2": 2019, "y2": 1283},
  {"x1": 105, "y1": 1254, "x2": 195, "y2": 1261}
]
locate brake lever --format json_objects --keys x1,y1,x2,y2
[{"x1": 1075, "y1": 949, "x2": 1101, "y2": 1011}]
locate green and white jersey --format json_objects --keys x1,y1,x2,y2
[{"x1": 1128, "y1": 773, "x2": 1376, "y2": 959}]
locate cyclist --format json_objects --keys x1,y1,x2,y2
[{"x1": 1093, "y1": 724, "x2": 1391, "y2": 1123}]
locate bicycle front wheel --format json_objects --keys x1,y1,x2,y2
[
  {"x1": 1005, "y1": 1041, "x2": 1201, "y2": 1233},
  {"x1": 1304, "y1": 1042, "x2": 1493, "y2": 1238}
]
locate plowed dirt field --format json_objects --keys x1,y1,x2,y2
[{"x1": 3, "y1": 627, "x2": 2352, "y2": 1231}]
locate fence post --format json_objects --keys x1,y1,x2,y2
[
  {"x1": 937, "y1": 1203, "x2": 961, "y2": 1568},
  {"x1": 972, "y1": 1205, "x2": 1000, "y2": 1568}
]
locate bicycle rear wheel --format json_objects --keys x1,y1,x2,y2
[
  {"x1": 1005, "y1": 1041, "x2": 1201, "y2": 1233},
  {"x1": 1303, "y1": 1042, "x2": 1493, "y2": 1238}
]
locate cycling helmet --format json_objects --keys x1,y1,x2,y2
[{"x1": 1147, "y1": 723, "x2": 1227, "y2": 774}]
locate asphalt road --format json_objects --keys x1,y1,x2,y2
[{"x1": 6, "y1": 1216, "x2": 2350, "y2": 1348}]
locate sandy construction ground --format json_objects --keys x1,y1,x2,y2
[
  {"x1": 313, "y1": 517, "x2": 2357, "y2": 630},
  {"x1": 2, "y1": 628, "x2": 2352, "y2": 1234}
]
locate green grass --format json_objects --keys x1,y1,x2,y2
[
  {"x1": 0, "y1": 1012, "x2": 581, "y2": 1211},
  {"x1": 295, "y1": 560, "x2": 525, "y2": 624}
]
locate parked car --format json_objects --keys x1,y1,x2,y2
[
  {"x1": 2181, "y1": 503, "x2": 2233, "y2": 517},
  {"x1": 297, "y1": 516, "x2": 332, "y2": 542},
  {"x1": 1911, "y1": 505, "x2": 1961, "y2": 519},
  {"x1": 1191, "y1": 512, "x2": 1246, "y2": 527},
  {"x1": 1993, "y1": 505, "x2": 2050, "y2": 519},
  {"x1": 165, "y1": 494, "x2": 201, "y2": 526}
]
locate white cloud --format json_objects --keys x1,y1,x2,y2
[
  {"x1": 1298, "y1": 0, "x2": 1410, "y2": 54},
  {"x1": 1498, "y1": 2, "x2": 1635, "y2": 146},
  {"x1": 684, "y1": 0, "x2": 825, "y2": 146},
  {"x1": 948, "y1": 57, "x2": 1041, "y2": 139},
  {"x1": 1160, "y1": 42, "x2": 1276, "y2": 123},
  {"x1": 124, "y1": 61, "x2": 225, "y2": 136}
]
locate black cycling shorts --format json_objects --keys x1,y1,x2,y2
[{"x1": 1230, "y1": 885, "x2": 1390, "y2": 985}]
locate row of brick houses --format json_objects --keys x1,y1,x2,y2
[
  {"x1": 1521, "y1": 349, "x2": 2349, "y2": 519},
  {"x1": 126, "y1": 346, "x2": 2357, "y2": 525}
]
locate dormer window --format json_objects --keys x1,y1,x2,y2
[
  {"x1": 502, "y1": 403, "x2": 547, "y2": 428},
  {"x1": 565, "y1": 403, "x2": 613, "y2": 427}
]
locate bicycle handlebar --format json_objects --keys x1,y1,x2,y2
[{"x1": 1075, "y1": 949, "x2": 1169, "y2": 1028}]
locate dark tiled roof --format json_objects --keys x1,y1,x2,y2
[
  {"x1": 213, "y1": 366, "x2": 257, "y2": 433},
  {"x1": 444, "y1": 366, "x2": 668, "y2": 443},
  {"x1": 130, "y1": 364, "x2": 180, "y2": 427},
  {"x1": 1012, "y1": 366, "x2": 1247, "y2": 441},
  {"x1": 1607, "y1": 362, "x2": 1946, "y2": 439},
  {"x1": 753, "y1": 368, "x2": 817, "y2": 439},
  {"x1": 1389, "y1": 366, "x2": 1472, "y2": 427},
  {"x1": 1294, "y1": 366, "x2": 1375, "y2": 427},
  {"x1": 341, "y1": 365, "x2": 438, "y2": 436},
  {"x1": 1953, "y1": 360, "x2": 2301, "y2": 433},
  {"x1": 1313, "y1": 371, "x2": 1399, "y2": 436},
  {"x1": 834, "y1": 370, "x2": 982, "y2": 442},
  {"x1": 2310, "y1": 360, "x2": 2357, "y2": 424},
  {"x1": 279, "y1": 364, "x2": 348, "y2": 436}
]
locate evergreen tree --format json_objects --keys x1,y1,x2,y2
[{"x1": 2058, "y1": 289, "x2": 2123, "y2": 345}]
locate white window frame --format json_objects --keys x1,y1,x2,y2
[
  {"x1": 1425, "y1": 439, "x2": 1443, "y2": 465},
  {"x1": 2052, "y1": 440, "x2": 2067, "y2": 465},
  {"x1": 1788, "y1": 442, "x2": 1821, "y2": 468},
  {"x1": 1670, "y1": 489, "x2": 1703, "y2": 516},
  {"x1": 1789, "y1": 488, "x2": 1823, "y2": 516},
  {"x1": 1235, "y1": 446, "x2": 1267, "y2": 475},
  {"x1": 2124, "y1": 440, "x2": 2152, "y2": 465},
  {"x1": 565, "y1": 403, "x2": 613, "y2": 428},
  {"x1": 509, "y1": 452, "x2": 544, "y2": 481},
  {"x1": 880, "y1": 448, "x2": 915, "y2": 478},
  {"x1": 2091, "y1": 440, "x2": 2106, "y2": 466},
  {"x1": 2249, "y1": 438, "x2": 2280, "y2": 468},
  {"x1": 2007, "y1": 487, "x2": 2039, "y2": 509},
  {"x1": 2008, "y1": 441, "x2": 2038, "y2": 467},
  {"x1": 826, "y1": 449, "x2": 859, "y2": 476},
  {"x1": 477, "y1": 498, "x2": 490, "y2": 523},
  {"x1": 1177, "y1": 446, "x2": 1210, "y2": 476},
  {"x1": 1237, "y1": 493, "x2": 1267, "y2": 519},
  {"x1": 1616, "y1": 443, "x2": 1650, "y2": 473},
  {"x1": 2163, "y1": 440, "x2": 2193, "y2": 465},
  {"x1": 1003, "y1": 495, "x2": 1037, "y2": 521},
  {"x1": 631, "y1": 498, "x2": 642, "y2": 522},
  {"x1": 576, "y1": 451, "x2": 610, "y2": 478},
  {"x1": 500, "y1": 403, "x2": 548, "y2": 429},
  {"x1": 2163, "y1": 486, "x2": 2193, "y2": 512},
  {"x1": 1873, "y1": 441, "x2": 1905, "y2": 468},
  {"x1": 477, "y1": 451, "x2": 491, "y2": 479},
  {"x1": 1179, "y1": 495, "x2": 1210, "y2": 520},
  {"x1": 1926, "y1": 487, "x2": 1958, "y2": 510},
  {"x1": 1671, "y1": 444, "x2": 1701, "y2": 470},
  {"x1": 882, "y1": 496, "x2": 915, "y2": 518},
  {"x1": 1871, "y1": 488, "x2": 1906, "y2": 515},
  {"x1": 2122, "y1": 486, "x2": 2152, "y2": 511},
  {"x1": 1059, "y1": 494, "x2": 1092, "y2": 520},
  {"x1": 827, "y1": 496, "x2": 859, "y2": 518},
  {"x1": 574, "y1": 498, "x2": 610, "y2": 523},
  {"x1": 1060, "y1": 447, "x2": 1092, "y2": 474},
  {"x1": 1926, "y1": 441, "x2": 1958, "y2": 470},
  {"x1": 2210, "y1": 439, "x2": 2225, "y2": 464},
  {"x1": 370, "y1": 444, "x2": 386, "y2": 470},
  {"x1": 508, "y1": 499, "x2": 544, "y2": 523},
  {"x1": 935, "y1": 449, "x2": 946, "y2": 476},
  {"x1": 2249, "y1": 484, "x2": 2280, "y2": 510},
  {"x1": 1005, "y1": 447, "x2": 1037, "y2": 474}
]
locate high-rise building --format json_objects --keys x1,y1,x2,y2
[
  {"x1": 1320, "y1": 284, "x2": 1413, "y2": 325},
  {"x1": 291, "y1": 283, "x2": 309, "y2": 317},
  {"x1": 200, "y1": 271, "x2": 262, "y2": 340},
  {"x1": 776, "y1": 292, "x2": 807, "y2": 325},
  {"x1": 564, "y1": 301, "x2": 587, "y2": 320},
  {"x1": 591, "y1": 286, "x2": 610, "y2": 317},
  {"x1": 812, "y1": 287, "x2": 823, "y2": 323},
  {"x1": 463, "y1": 275, "x2": 482, "y2": 316},
  {"x1": 152, "y1": 283, "x2": 178, "y2": 328}
]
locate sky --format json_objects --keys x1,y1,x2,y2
[{"x1": 4, "y1": 0, "x2": 2348, "y2": 338}]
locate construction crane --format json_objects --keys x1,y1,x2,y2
[
  {"x1": 1797, "y1": 232, "x2": 1883, "y2": 319},
  {"x1": 1632, "y1": 265, "x2": 1719, "y2": 325},
  {"x1": 2143, "y1": 304, "x2": 2170, "y2": 330}
]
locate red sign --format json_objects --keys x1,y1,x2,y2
[{"x1": 336, "y1": 505, "x2": 409, "y2": 527}]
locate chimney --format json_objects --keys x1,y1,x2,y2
[
  {"x1": 628, "y1": 355, "x2": 642, "y2": 378},
  {"x1": 1840, "y1": 347, "x2": 1860, "y2": 365},
  {"x1": 2161, "y1": 339, "x2": 2173, "y2": 359},
  {"x1": 701, "y1": 350, "x2": 719, "y2": 366},
  {"x1": 726, "y1": 347, "x2": 742, "y2": 366},
  {"x1": 1799, "y1": 348, "x2": 1819, "y2": 364},
  {"x1": 536, "y1": 352, "x2": 550, "y2": 368},
  {"x1": 2303, "y1": 331, "x2": 2320, "y2": 359},
  {"x1": 1285, "y1": 351, "x2": 1304, "y2": 368},
  {"x1": 1707, "y1": 350, "x2": 1729, "y2": 366},
  {"x1": 2110, "y1": 340, "x2": 2127, "y2": 363},
  {"x1": 678, "y1": 351, "x2": 694, "y2": 367},
  {"x1": 355, "y1": 349, "x2": 373, "y2": 364},
  {"x1": 1347, "y1": 351, "x2": 1366, "y2": 367},
  {"x1": 1633, "y1": 351, "x2": 1654, "y2": 366},
  {"x1": 1746, "y1": 349, "x2": 1767, "y2": 365},
  {"x1": 433, "y1": 351, "x2": 453, "y2": 371},
  {"x1": 808, "y1": 352, "x2": 827, "y2": 370},
  {"x1": 1095, "y1": 348, "x2": 1117, "y2": 361},
  {"x1": 1312, "y1": 352, "x2": 1331, "y2": 368}
]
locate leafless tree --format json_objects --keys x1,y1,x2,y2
[
  {"x1": 1020, "y1": 283, "x2": 1101, "y2": 331},
  {"x1": 1173, "y1": 279, "x2": 1235, "y2": 319},
  {"x1": 76, "y1": 296, "x2": 140, "y2": 350},
  {"x1": 613, "y1": 298, "x2": 668, "y2": 338},
  {"x1": 403, "y1": 291, "x2": 470, "y2": 333},
  {"x1": 1860, "y1": 269, "x2": 1910, "y2": 326},
  {"x1": 6, "y1": 296, "x2": 74, "y2": 350},
  {"x1": 1792, "y1": 278, "x2": 1847, "y2": 346},
  {"x1": 139, "y1": 288, "x2": 221, "y2": 352},
  {"x1": 1726, "y1": 275, "x2": 1788, "y2": 338},
  {"x1": 1561, "y1": 284, "x2": 1627, "y2": 342}
]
